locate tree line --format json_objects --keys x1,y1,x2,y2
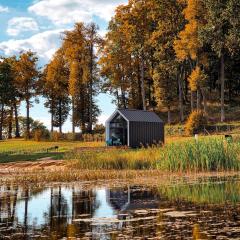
[
  {"x1": 0, "y1": 23, "x2": 102, "y2": 140},
  {"x1": 100, "y1": 0, "x2": 240, "y2": 124},
  {"x1": 1, "y1": 0, "x2": 240, "y2": 140}
]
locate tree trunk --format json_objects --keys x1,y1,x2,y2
[
  {"x1": 220, "y1": 54, "x2": 225, "y2": 122},
  {"x1": 26, "y1": 98, "x2": 30, "y2": 139},
  {"x1": 72, "y1": 98, "x2": 75, "y2": 134},
  {"x1": 178, "y1": 74, "x2": 184, "y2": 122},
  {"x1": 202, "y1": 88, "x2": 207, "y2": 116},
  {"x1": 197, "y1": 89, "x2": 201, "y2": 110},
  {"x1": 0, "y1": 104, "x2": 4, "y2": 140},
  {"x1": 167, "y1": 106, "x2": 171, "y2": 125},
  {"x1": 191, "y1": 91, "x2": 194, "y2": 111},
  {"x1": 88, "y1": 42, "x2": 94, "y2": 133},
  {"x1": 14, "y1": 101, "x2": 20, "y2": 138},
  {"x1": 8, "y1": 106, "x2": 13, "y2": 139},
  {"x1": 59, "y1": 100, "x2": 62, "y2": 134},
  {"x1": 140, "y1": 53, "x2": 146, "y2": 111}
]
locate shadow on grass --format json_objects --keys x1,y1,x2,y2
[{"x1": 0, "y1": 152, "x2": 65, "y2": 163}]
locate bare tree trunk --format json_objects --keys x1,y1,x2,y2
[
  {"x1": 8, "y1": 106, "x2": 13, "y2": 139},
  {"x1": 178, "y1": 74, "x2": 184, "y2": 122},
  {"x1": 0, "y1": 104, "x2": 4, "y2": 140},
  {"x1": 202, "y1": 88, "x2": 207, "y2": 116},
  {"x1": 72, "y1": 98, "x2": 75, "y2": 134},
  {"x1": 14, "y1": 101, "x2": 20, "y2": 138},
  {"x1": 26, "y1": 98, "x2": 30, "y2": 139},
  {"x1": 197, "y1": 89, "x2": 201, "y2": 110},
  {"x1": 59, "y1": 100, "x2": 62, "y2": 134},
  {"x1": 140, "y1": 53, "x2": 146, "y2": 111},
  {"x1": 220, "y1": 54, "x2": 225, "y2": 122}
]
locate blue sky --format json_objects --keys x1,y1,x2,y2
[{"x1": 0, "y1": 0, "x2": 127, "y2": 132}]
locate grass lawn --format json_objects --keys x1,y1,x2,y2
[
  {"x1": 1, "y1": 135, "x2": 239, "y2": 165},
  {"x1": 0, "y1": 139, "x2": 104, "y2": 163}
]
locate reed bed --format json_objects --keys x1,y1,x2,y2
[{"x1": 66, "y1": 137, "x2": 240, "y2": 172}]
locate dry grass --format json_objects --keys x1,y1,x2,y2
[{"x1": 0, "y1": 168, "x2": 239, "y2": 186}]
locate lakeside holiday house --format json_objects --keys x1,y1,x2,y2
[{"x1": 105, "y1": 109, "x2": 164, "y2": 148}]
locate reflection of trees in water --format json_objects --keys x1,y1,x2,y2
[
  {"x1": 157, "y1": 180, "x2": 240, "y2": 204},
  {"x1": 0, "y1": 185, "x2": 18, "y2": 225},
  {"x1": 1, "y1": 181, "x2": 240, "y2": 239}
]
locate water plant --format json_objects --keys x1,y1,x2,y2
[{"x1": 66, "y1": 137, "x2": 240, "y2": 172}]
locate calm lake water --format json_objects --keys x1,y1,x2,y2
[{"x1": 1, "y1": 176, "x2": 240, "y2": 239}]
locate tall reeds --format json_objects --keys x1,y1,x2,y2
[{"x1": 66, "y1": 137, "x2": 240, "y2": 172}]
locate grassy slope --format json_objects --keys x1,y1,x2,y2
[{"x1": 0, "y1": 139, "x2": 104, "y2": 163}]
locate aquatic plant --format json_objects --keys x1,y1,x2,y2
[
  {"x1": 66, "y1": 137, "x2": 240, "y2": 172},
  {"x1": 157, "y1": 138, "x2": 240, "y2": 172}
]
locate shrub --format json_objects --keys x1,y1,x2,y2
[
  {"x1": 34, "y1": 129, "x2": 42, "y2": 142},
  {"x1": 50, "y1": 131, "x2": 62, "y2": 142},
  {"x1": 185, "y1": 110, "x2": 207, "y2": 136}
]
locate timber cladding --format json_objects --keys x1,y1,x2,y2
[{"x1": 129, "y1": 121, "x2": 164, "y2": 148}]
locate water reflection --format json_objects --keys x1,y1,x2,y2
[{"x1": 0, "y1": 177, "x2": 240, "y2": 239}]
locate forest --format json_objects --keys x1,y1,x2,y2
[{"x1": 1, "y1": 0, "x2": 240, "y2": 140}]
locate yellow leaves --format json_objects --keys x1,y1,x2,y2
[
  {"x1": 174, "y1": 19, "x2": 200, "y2": 61},
  {"x1": 69, "y1": 61, "x2": 79, "y2": 96},
  {"x1": 188, "y1": 66, "x2": 207, "y2": 91},
  {"x1": 174, "y1": 0, "x2": 205, "y2": 61},
  {"x1": 183, "y1": 0, "x2": 199, "y2": 21}
]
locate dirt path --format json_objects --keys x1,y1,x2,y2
[{"x1": 0, "y1": 159, "x2": 65, "y2": 174}]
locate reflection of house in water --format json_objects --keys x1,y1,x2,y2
[{"x1": 107, "y1": 186, "x2": 159, "y2": 213}]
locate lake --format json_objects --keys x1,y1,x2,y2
[{"x1": 0, "y1": 176, "x2": 240, "y2": 239}]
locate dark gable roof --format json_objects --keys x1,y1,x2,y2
[{"x1": 118, "y1": 109, "x2": 163, "y2": 123}]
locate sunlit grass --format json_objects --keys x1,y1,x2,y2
[
  {"x1": 66, "y1": 136, "x2": 240, "y2": 172},
  {"x1": 0, "y1": 139, "x2": 104, "y2": 162}
]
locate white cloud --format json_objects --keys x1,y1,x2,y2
[
  {"x1": 28, "y1": 0, "x2": 127, "y2": 25},
  {"x1": 0, "y1": 29, "x2": 65, "y2": 62},
  {"x1": 7, "y1": 17, "x2": 39, "y2": 36},
  {"x1": 97, "y1": 114, "x2": 108, "y2": 125},
  {"x1": 0, "y1": 5, "x2": 9, "y2": 13}
]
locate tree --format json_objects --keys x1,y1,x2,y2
[
  {"x1": 174, "y1": 0, "x2": 208, "y2": 114},
  {"x1": 84, "y1": 23, "x2": 102, "y2": 133},
  {"x1": 0, "y1": 60, "x2": 13, "y2": 140},
  {"x1": 63, "y1": 23, "x2": 101, "y2": 133},
  {"x1": 151, "y1": 0, "x2": 185, "y2": 123},
  {"x1": 14, "y1": 51, "x2": 39, "y2": 138},
  {"x1": 200, "y1": 0, "x2": 240, "y2": 122},
  {"x1": 43, "y1": 49, "x2": 70, "y2": 134}
]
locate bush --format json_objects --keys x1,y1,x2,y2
[
  {"x1": 65, "y1": 132, "x2": 83, "y2": 141},
  {"x1": 34, "y1": 129, "x2": 42, "y2": 142},
  {"x1": 185, "y1": 110, "x2": 207, "y2": 136},
  {"x1": 50, "y1": 131, "x2": 62, "y2": 142}
]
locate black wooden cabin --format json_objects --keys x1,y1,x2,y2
[{"x1": 105, "y1": 109, "x2": 164, "y2": 148}]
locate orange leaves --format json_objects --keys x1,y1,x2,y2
[
  {"x1": 174, "y1": 0, "x2": 205, "y2": 62},
  {"x1": 188, "y1": 66, "x2": 207, "y2": 91},
  {"x1": 174, "y1": 20, "x2": 200, "y2": 60}
]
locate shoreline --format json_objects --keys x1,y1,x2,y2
[{"x1": 0, "y1": 165, "x2": 239, "y2": 185}]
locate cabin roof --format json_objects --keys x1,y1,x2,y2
[{"x1": 116, "y1": 109, "x2": 163, "y2": 123}]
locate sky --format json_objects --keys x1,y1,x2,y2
[{"x1": 0, "y1": 0, "x2": 127, "y2": 132}]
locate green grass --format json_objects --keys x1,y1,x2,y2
[
  {"x1": 66, "y1": 136, "x2": 240, "y2": 172},
  {"x1": 0, "y1": 139, "x2": 104, "y2": 163}
]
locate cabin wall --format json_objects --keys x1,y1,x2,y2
[{"x1": 129, "y1": 122, "x2": 164, "y2": 148}]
